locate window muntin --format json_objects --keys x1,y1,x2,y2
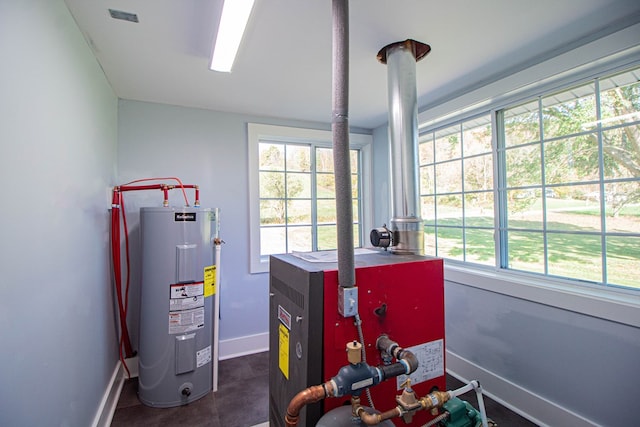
[
  {"x1": 421, "y1": 66, "x2": 639, "y2": 291},
  {"x1": 258, "y1": 142, "x2": 361, "y2": 257},
  {"x1": 500, "y1": 69, "x2": 640, "y2": 290},
  {"x1": 420, "y1": 114, "x2": 495, "y2": 267},
  {"x1": 249, "y1": 124, "x2": 372, "y2": 274},
  {"x1": 258, "y1": 143, "x2": 311, "y2": 255},
  {"x1": 313, "y1": 147, "x2": 360, "y2": 251}
]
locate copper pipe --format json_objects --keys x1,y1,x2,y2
[
  {"x1": 351, "y1": 395, "x2": 362, "y2": 416},
  {"x1": 284, "y1": 382, "x2": 334, "y2": 427},
  {"x1": 352, "y1": 389, "x2": 451, "y2": 425},
  {"x1": 356, "y1": 405, "x2": 402, "y2": 425},
  {"x1": 352, "y1": 396, "x2": 402, "y2": 426}
]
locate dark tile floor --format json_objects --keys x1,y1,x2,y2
[
  {"x1": 111, "y1": 352, "x2": 269, "y2": 427},
  {"x1": 112, "y1": 351, "x2": 537, "y2": 426}
]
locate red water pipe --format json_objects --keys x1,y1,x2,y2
[
  {"x1": 162, "y1": 186, "x2": 169, "y2": 206},
  {"x1": 167, "y1": 184, "x2": 200, "y2": 207},
  {"x1": 122, "y1": 177, "x2": 193, "y2": 206},
  {"x1": 118, "y1": 184, "x2": 164, "y2": 192},
  {"x1": 111, "y1": 189, "x2": 134, "y2": 361}
]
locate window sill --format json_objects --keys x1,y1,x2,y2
[{"x1": 444, "y1": 263, "x2": 640, "y2": 328}]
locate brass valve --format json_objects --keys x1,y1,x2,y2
[
  {"x1": 396, "y1": 379, "x2": 421, "y2": 423},
  {"x1": 419, "y1": 390, "x2": 451, "y2": 412}
]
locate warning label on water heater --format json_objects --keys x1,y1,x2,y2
[
  {"x1": 169, "y1": 308, "x2": 205, "y2": 334},
  {"x1": 169, "y1": 282, "x2": 205, "y2": 334},
  {"x1": 170, "y1": 282, "x2": 204, "y2": 299},
  {"x1": 170, "y1": 295, "x2": 204, "y2": 311}
]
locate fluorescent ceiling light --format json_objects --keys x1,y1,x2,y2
[{"x1": 210, "y1": 0, "x2": 255, "y2": 72}]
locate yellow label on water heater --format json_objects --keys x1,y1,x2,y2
[
  {"x1": 279, "y1": 323, "x2": 289, "y2": 379},
  {"x1": 203, "y1": 265, "x2": 216, "y2": 297}
]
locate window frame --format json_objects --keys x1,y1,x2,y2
[
  {"x1": 248, "y1": 123, "x2": 372, "y2": 273},
  {"x1": 496, "y1": 78, "x2": 640, "y2": 288},
  {"x1": 421, "y1": 69, "x2": 640, "y2": 288},
  {"x1": 417, "y1": 55, "x2": 640, "y2": 327},
  {"x1": 419, "y1": 113, "x2": 496, "y2": 266}
]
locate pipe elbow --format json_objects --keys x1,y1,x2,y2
[
  {"x1": 376, "y1": 335, "x2": 419, "y2": 375},
  {"x1": 284, "y1": 383, "x2": 332, "y2": 427},
  {"x1": 376, "y1": 334, "x2": 396, "y2": 354},
  {"x1": 398, "y1": 349, "x2": 418, "y2": 374},
  {"x1": 356, "y1": 406, "x2": 402, "y2": 425},
  {"x1": 356, "y1": 407, "x2": 382, "y2": 425}
]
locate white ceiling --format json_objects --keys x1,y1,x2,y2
[{"x1": 64, "y1": 0, "x2": 640, "y2": 130}]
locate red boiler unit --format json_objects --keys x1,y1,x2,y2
[{"x1": 269, "y1": 249, "x2": 445, "y2": 427}]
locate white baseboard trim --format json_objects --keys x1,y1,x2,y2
[
  {"x1": 446, "y1": 350, "x2": 597, "y2": 427},
  {"x1": 91, "y1": 361, "x2": 126, "y2": 427},
  {"x1": 219, "y1": 332, "x2": 269, "y2": 360}
]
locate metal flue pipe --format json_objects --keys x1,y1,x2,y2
[
  {"x1": 332, "y1": 0, "x2": 355, "y2": 288},
  {"x1": 377, "y1": 40, "x2": 430, "y2": 255}
]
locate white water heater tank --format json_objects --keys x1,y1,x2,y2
[{"x1": 138, "y1": 206, "x2": 219, "y2": 407}]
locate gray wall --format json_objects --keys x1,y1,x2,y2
[
  {"x1": 116, "y1": 100, "x2": 343, "y2": 353},
  {"x1": 445, "y1": 281, "x2": 640, "y2": 426},
  {"x1": 372, "y1": 124, "x2": 391, "y2": 228},
  {"x1": 0, "y1": 1, "x2": 119, "y2": 426}
]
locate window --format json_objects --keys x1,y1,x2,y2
[
  {"x1": 420, "y1": 115, "x2": 495, "y2": 266},
  {"x1": 420, "y1": 65, "x2": 640, "y2": 291},
  {"x1": 249, "y1": 124, "x2": 372, "y2": 273}
]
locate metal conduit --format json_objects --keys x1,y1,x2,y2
[{"x1": 332, "y1": 0, "x2": 355, "y2": 288}]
